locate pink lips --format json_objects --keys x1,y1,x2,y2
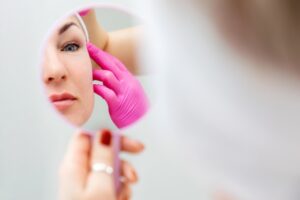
[{"x1": 49, "y1": 93, "x2": 77, "y2": 111}]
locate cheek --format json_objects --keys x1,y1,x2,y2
[
  {"x1": 73, "y1": 52, "x2": 94, "y2": 97},
  {"x1": 61, "y1": 50, "x2": 94, "y2": 118},
  {"x1": 79, "y1": 56, "x2": 95, "y2": 121},
  {"x1": 63, "y1": 50, "x2": 93, "y2": 89}
]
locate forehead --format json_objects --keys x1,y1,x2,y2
[
  {"x1": 57, "y1": 15, "x2": 81, "y2": 32},
  {"x1": 52, "y1": 15, "x2": 84, "y2": 37},
  {"x1": 60, "y1": 15, "x2": 79, "y2": 26},
  {"x1": 46, "y1": 14, "x2": 86, "y2": 44},
  {"x1": 44, "y1": 16, "x2": 84, "y2": 50}
]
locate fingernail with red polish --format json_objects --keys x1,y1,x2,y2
[{"x1": 100, "y1": 130, "x2": 112, "y2": 146}]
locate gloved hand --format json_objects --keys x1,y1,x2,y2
[{"x1": 87, "y1": 42, "x2": 149, "y2": 129}]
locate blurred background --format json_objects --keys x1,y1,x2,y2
[
  {"x1": 0, "y1": 0, "x2": 205, "y2": 200},
  {"x1": 3, "y1": 0, "x2": 300, "y2": 200}
]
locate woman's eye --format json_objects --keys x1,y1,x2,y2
[{"x1": 62, "y1": 43, "x2": 80, "y2": 52}]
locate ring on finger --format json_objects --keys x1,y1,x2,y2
[{"x1": 91, "y1": 162, "x2": 114, "y2": 175}]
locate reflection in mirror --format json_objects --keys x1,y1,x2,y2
[{"x1": 41, "y1": 6, "x2": 151, "y2": 132}]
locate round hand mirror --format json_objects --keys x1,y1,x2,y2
[{"x1": 39, "y1": 4, "x2": 152, "y2": 194}]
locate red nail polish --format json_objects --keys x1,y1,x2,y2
[{"x1": 100, "y1": 130, "x2": 112, "y2": 146}]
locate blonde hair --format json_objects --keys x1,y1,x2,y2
[{"x1": 211, "y1": 0, "x2": 300, "y2": 66}]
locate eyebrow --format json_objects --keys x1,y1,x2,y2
[{"x1": 58, "y1": 22, "x2": 79, "y2": 35}]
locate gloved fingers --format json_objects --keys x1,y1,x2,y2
[
  {"x1": 99, "y1": 48, "x2": 127, "y2": 74},
  {"x1": 78, "y1": 9, "x2": 90, "y2": 16},
  {"x1": 110, "y1": 55, "x2": 129, "y2": 73},
  {"x1": 93, "y1": 69, "x2": 121, "y2": 94},
  {"x1": 93, "y1": 84, "x2": 118, "y2": 105},
  {"x1": 87, "y1": 42, "x2": 123, "y2": 79}
]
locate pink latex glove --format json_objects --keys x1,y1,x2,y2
[
  {"x1": 78, "y1": 9, "x2": 90, "y2": 16},
  {"x1": 87, "y1": 42, "x2": 149, "y2": 129}
]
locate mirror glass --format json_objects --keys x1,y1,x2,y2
[{"x1": 40, "y1": 5, "x2": 151, "y2": 132}]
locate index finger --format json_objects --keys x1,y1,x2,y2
[
  {"x1": 120, "y1": 136, "x2": 145, "y2": 154},
  {"x1": 60, "y1": 130, "x2": 92, "y2": 188},
  {"x1": 87, "y1": 42, "x2": 123, "y2": 79}
]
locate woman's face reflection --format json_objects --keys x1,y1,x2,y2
[{"x1": 42, "y1": 16, "x2": 94, "y2": 126}]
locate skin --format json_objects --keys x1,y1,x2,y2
[
  {"x1": 42, "y1": 15, "x2": 144, "y2": 200},
  {"x1": 78, "y1": 6, "x2": 299, "y2": 200},
  {"x1": 59, "y1": 130, "x2": 145, "y2": 200},
  {"x1": 81, "y1": 9, "x2": 141, "y2": 74},
  {"x1": 42, "y1": 16, "x2": 94, "y2": 126},
  {"x1": 213, "y1": 190, "x2": 236, "y2": 200}
]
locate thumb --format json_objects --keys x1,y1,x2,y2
[{"x1": 59, "y1": 131, "x2": 92, "y2": 191}]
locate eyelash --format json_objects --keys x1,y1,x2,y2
[{"x1": 61, "y1": 42, "x2": 80, "y2": 52}]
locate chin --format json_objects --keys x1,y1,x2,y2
[
  {"x1": 62, "y1": 100, "x2": 94, "y2": 127},
  {"x1": 67, "y1": 114, "x2": 88, "y2": 127},
  {"x1": 60, "y1": 107, "x2": 89, "y2": 127}
]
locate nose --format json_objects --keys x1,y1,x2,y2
[
  {"x1": 46, "y1": 73, "x2": 66, "y2": 83},
  {"x1": 42, "y1": 48, "x2": 68, "y2": 84}
]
